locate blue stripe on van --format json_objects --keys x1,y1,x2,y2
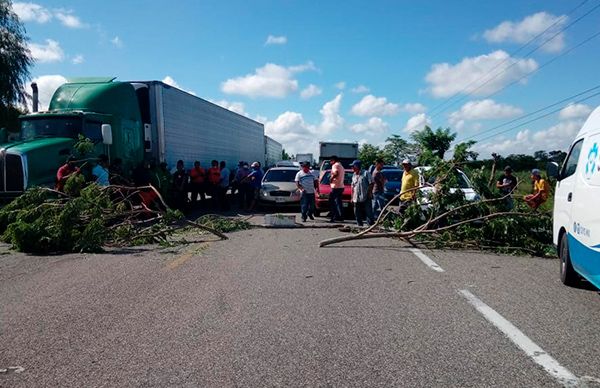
[{"x1": 567, "y1": 233, "x2": 600, "y2": 290}]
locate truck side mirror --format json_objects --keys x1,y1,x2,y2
[
  {"x1": 547, "y1": 161, "x2": 560, "y2": 181},
  {"x1": 101, "y1": 124, "x2": 113, "y2": 145}
]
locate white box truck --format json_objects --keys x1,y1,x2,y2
[
  {"x1": 547, "y1": 105, "x2": 600, "y2": 289},
  {"x1": 319, "y1": 141, "x2": 358, "y2": 169}
]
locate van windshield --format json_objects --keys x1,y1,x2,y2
[{"x1": 20, "y1": 117, "x2": 82, "y2": 140}]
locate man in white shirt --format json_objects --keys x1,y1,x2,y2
[{"x1": 295, "y1": 161, "x2": 319, "y2": 222}]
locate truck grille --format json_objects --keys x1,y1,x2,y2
[{"x1": 0, "y1": 154, "x2": 25, "y2": 192}]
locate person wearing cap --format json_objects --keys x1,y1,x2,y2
[
  {"x1": 55, "y1": 156, "x2": 80, "y2": 192},
  {"x1": 496, "y1": 166, "x2": 518, "y2": 210},
  {"x1": 371, "y1": 158, "x2": 387, "y2": 218},
  {"x1": 243, "y1": 162, "x2": 264, "y2": 211},
  {"x1": 351, "y1": 160, "x2": 374, "y2": 227},
  {"x1": 525, "y1": 169, "x2": 550, "y2": 210},
  {"x1": 329, "y1": 155, "x2": 345, "y2": 222},
  {"x1": 92, "y1": 154, "x2": 110, "y2": 187},
  {"x1": 399, "y1": 159, "x2": 419, "y2": 213},
  {"x1": 295, "y1": 161, "x2": 319, "y2": 222}
]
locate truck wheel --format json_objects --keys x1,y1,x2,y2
[{"x1": 560, "y1": 233, "x2": 579, "y2": 286}]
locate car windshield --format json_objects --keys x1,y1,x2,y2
[
  {"x1": 20, "y1": 117, "x2": 82, "y2": 140},
  {"x1": 382, "y1": 170, "x2": 402, "y2": 182},
  {"x1": 422, "y1": 170, "x2": 472, "y2": 189},
  {"x1": 263, "y1": 169, "x2": 297, "y2": 182},
  {"x1": 320, "y1": 171, "x2": 353, "y2": 185}
]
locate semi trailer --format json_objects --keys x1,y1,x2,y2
[{"x1": 0, "y1": 77, "x2": 267, "y2": 194}]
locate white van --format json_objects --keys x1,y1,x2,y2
[{"x1": 548, "y1": 106, "x2": 600, "y2": 289}]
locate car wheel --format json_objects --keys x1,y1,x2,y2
[{"x1": 560, "y1": 233, "x2": 579, "y2": 286}]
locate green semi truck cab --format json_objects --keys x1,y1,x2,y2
[{"x1": 1, "y1": 77, "x2": 267, "y2": 196}]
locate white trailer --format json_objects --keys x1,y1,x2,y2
[
  {"x1": 138, "y1": 81, "x2": 265, "y2": 170},
  {"x1": 264, "y1": 135, "x2": 283, "y2": 168},
  {"x1": 295, "y1": 153, "x2": 314, "y2": 164}
]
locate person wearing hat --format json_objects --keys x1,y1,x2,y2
[
  {"x1": 295, "y1": 161, "x2": 319, "y2": 222},
  {"x1": 496, "y1": 166, "x2": 518, "y2": 210},
  {"x1": 351, "y1": 160, "x2": 374, "y2": 226},
  {"x1": 92, "y1": 154, "x2": 110, "y2": 187},
  {"x1": 55, "y1": 156, "x2": 80, "y2": 192},
  {"x1": 399, "y1": 159, "x2": 419, "y2": 213},
  {"x1": 525, "y1": 169, "x2": 550, "y2": 210}
]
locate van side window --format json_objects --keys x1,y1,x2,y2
[{"x1": 561, "y1": 139, "x2": 584, "y2": 179}]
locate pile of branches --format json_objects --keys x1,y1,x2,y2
[
  {"x1": 0, "y1": 184, "x2": 232, "y2": 254},
  {"x1": 320, "y1": 162, "x2": 554, "y2": 257}
]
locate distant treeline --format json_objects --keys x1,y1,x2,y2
[{"x1": 466, "y1": 150, "x2": 567, "y2": 172}]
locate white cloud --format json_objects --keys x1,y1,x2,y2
[
  {"x1": 162, "y1": 76, "x2": 196, "y2": 95},
  {"x1": 351, "y1": 85, "x2": 370, "y2": 94},
  {"x1": 483, "y1": 12, "x2": 567, "y2": 53},
  {"x1": 350, "y1": 117, "x2": 390, "y2": 135},
  {"x1": 403, "y1": 113, "x2": 431, "y2": 133},
  {"x1": 475, "y1": 120, "x2": 583, "y2": 155},
  {"x1": 351, "y1": 94, "x2": 400, "y2": 116},
  {"x1": 221, "y1": 62, "x2": 316, "y2": 98},
  {"x1": 28, "y1": 74, "x2": 67, "y2": 111},
  {"x1": 265, "y1": 35, "x2": 287, "y2": 45},
  {"x1": 264, "y1": 111, "x2": 318, "y2": 156},
  {"x1": 425, "y1": 50, "x2": 538, "y2": 98},
  {"x1": 55, "y1": 11, "x2": 84, "y2": 28},
  {"x1": 72, "y1": 54, "x2": 84, "y2": 65},
  {"x1": 402, "y1": 103, "x2": 427, "y2": 114},
  {"x1": 559, "y1": 103, "x2": 592, "y2": 121},
  {"x1": 264, "y1": 94, "x2": 345, "y2": 155},
  {"x1": 449, "y1": 99, "x2": 522, "y2": 129},
  {"x1": 335, "y1": 81, "x2": 346, "y2": 90},
  {"x1": 12, "y1": 2, "x2": 52, "y2": 23},
  {"x1": 111, "y1": 36, "x2": 123, "y2": 48},
  {"x1": 29, "y1": 39, "x2": 64, "y2": 63},
  {"x1": 300, "y1": 84, "x2": 322, "y2": 99},
  {"x1": 211, "y1": 99, "x2": 247, "y2": 116},
  {"x1": 319, "y1": 94, "x2": 344, "y2": 133},
  {"x1": 12, "y1": 3, "x2": 85, "y2": 28}
]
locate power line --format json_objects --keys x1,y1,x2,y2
[
  {"x1": 473, "y1": 90, "x2": 600, "y2": 144},
  {"x1": 425, "y1": 0, "x2": 590, "y2": 118},
  {"x1": 442, "y1": 0, "x2": 600, "y2": 111}
]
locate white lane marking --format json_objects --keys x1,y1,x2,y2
[
  {"x1": 459, "y1": 289, "x2": 579, "y2": 388},
  {"x1": 409, "y1": 248, "x2": 444, "y2": 272}
]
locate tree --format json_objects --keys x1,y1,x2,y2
[
  {"x1": 411, "y1": 126, "x2": 457, "y2": 164},
  {"x1": 452, "y1": 141, "x2": 478, "y2": 164},
  {"x1": 1, "y1": 0, "x2": 32, "y2": 132},
  {"x1": 281, "y1": 149, "x2": 290, "y2": 160},
  {"x1": 358, "y1": 144, "x2": 382, "y2": 167},
  {"x1": 533, "y1": 150, "x2": 549, "y2": 162},
  {"x1": 1, "y1": 0, "x2": 32, "y2": 108},
  {"x1": 383, "y1": 134, "x2": 417, "y2": 163}
]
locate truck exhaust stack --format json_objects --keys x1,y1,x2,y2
[{"x1": 31, "y1": 82, "x2": 38, "y2": 112}]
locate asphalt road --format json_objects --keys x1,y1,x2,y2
[{"x1": 1, "y1": 222, "x2": 599, "y2": 387}]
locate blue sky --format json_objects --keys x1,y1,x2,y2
[{"x1": 12, "y1": 0, "x2": 600, "y2": 157}]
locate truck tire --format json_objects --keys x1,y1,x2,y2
[{"x1": 560, "y1": 233, "x2": 579, "y2": 286}]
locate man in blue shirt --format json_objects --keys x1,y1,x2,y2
[{"x1": 244, "y1": 162, "x2": 263, "y2": 211}]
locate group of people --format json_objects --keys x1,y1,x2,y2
[
  {"x1": 294, "y1": 155, "x2": 420, "y2": 227},
  {"x1": 496, "y1": 165, "x2": 550, "y2": 210},
  {"x1": 55, "y1": 155, "x2": 265, "y2": 212}
]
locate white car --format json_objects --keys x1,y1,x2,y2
[
  {"x1": 414, "y1": 166, "x2": 480, "y2": 209},
  {"x1": 259, "y1": 167, "x2": 301, "y2": 206}
]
